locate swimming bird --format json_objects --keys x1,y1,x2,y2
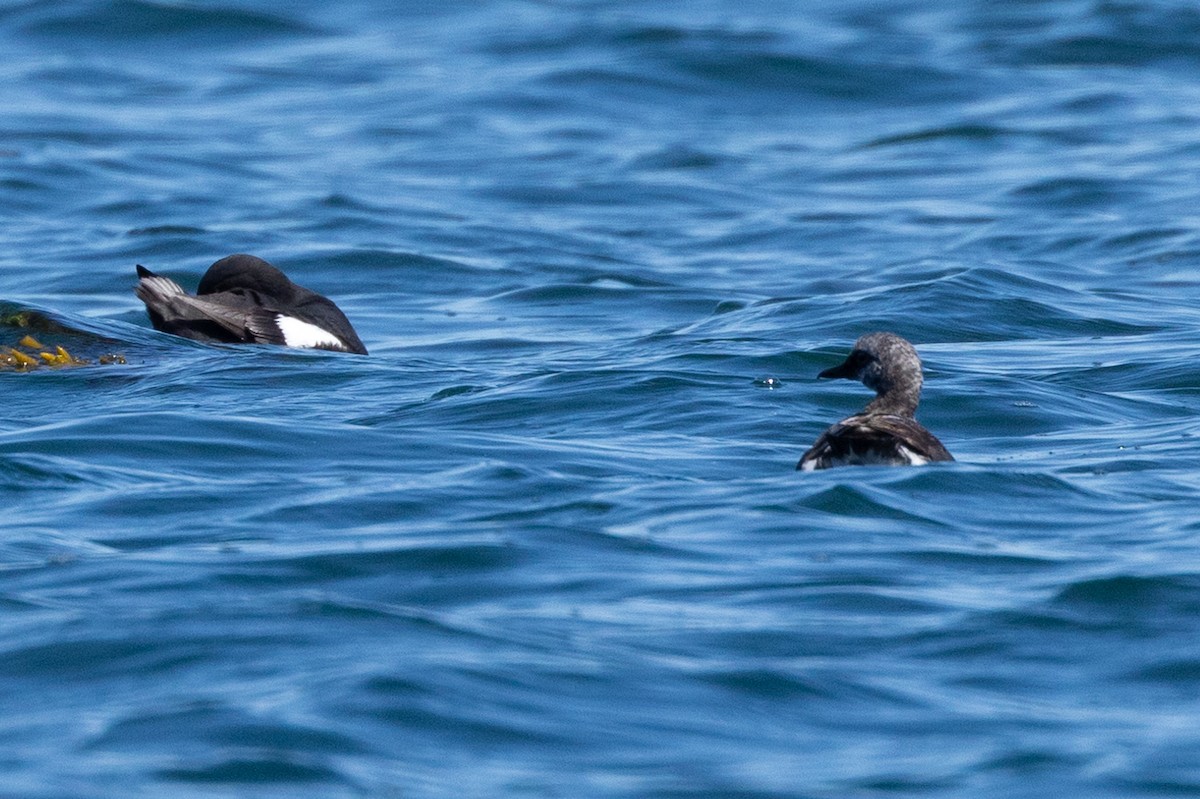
[
  {"x1": 797, "y1": 332, "x2": 952, "y2": 471},
  {"x1": 135, "y1": 254, "x2": 367, "y2": 355}
]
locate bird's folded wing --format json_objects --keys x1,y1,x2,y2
[{"x1": 136, "y1": 280, "x2": 254, "y2": 341}]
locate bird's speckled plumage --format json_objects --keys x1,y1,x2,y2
[{"x1": 798, "y1": 332, "x2": 953, "y2": 471}]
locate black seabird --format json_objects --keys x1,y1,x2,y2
[
  {"x1": 797, "y1": 332, "x2": 953, "y2": 471},
  {"x1": 135, "y1": 254, "x2": 367, "y2": 355}
]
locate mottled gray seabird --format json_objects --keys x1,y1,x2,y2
[
  {"x1": 797, "y1": 332, "x2": 952, "y2": 471},
  {"x1": 135, "y1": 254, "x2": 367, "y2": 355}
]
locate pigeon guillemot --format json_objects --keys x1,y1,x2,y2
[
  {"x1": 135, "y1": 254, "x2": 367, "y2": 355},
  {"x1": 797, "y1": 332, "x2": 953, "y2": 471}
]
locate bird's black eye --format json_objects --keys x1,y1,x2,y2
[{"x1": 849, "y1": 350, "x2": 877, "y2": 369}]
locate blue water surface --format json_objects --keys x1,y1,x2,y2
[{"x1": 4, "y1": 0, "x2": 1200, "y2": 796}]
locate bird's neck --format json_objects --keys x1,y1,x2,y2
[{"x1": 864, "y1": 374, "x2": 921, "y2": 416}]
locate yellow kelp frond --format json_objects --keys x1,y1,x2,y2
[
  {"x1": 0, "y1": 315, "x2": 128, "y2": 371},
  {"x1": 1, "y1": 347, "x2": 40, "y2": 369},
  {"x1": 0, "y1": 340, "x2": 127, "y2": 371},
  {"x1": 39, "y1": 346, "x2": 88, "y2": 367}
]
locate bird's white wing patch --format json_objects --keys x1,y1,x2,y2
[
  {"x1": 896, "y1": 445, "x2": 931, "y2": 466},
  {"x1": 274, "y1": 315, "x2": 345, "y2": 350}
]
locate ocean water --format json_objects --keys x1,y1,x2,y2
[{"x1": 3, "y1": 0, "x2": 1200, "y2": 795}]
